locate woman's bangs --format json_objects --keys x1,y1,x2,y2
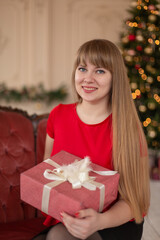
[{"x1": 78, "y1": 46, "x2": 111, "y2": 71}]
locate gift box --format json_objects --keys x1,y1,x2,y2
[{"x1": 21, "y1": 151, "x2": 119, "y2": 222}]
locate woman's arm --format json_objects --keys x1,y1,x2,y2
[
  {"x1": 97, "y1": 198, "x2": 133, "y2": 229},
  {"x1": 43, "y1": 134, "x2": 54, "y2": 159},
  {"x1": 62, "y1": 198, "x2": 133, "y2": 239}
]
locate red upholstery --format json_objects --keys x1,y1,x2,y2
[
  {"x1": 36, "y1": 118, "x2": 48, "y2": 165},
  {"x1": 0, "y1": 107, "x2": 48, "y2": 239}
]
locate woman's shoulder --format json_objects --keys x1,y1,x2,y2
[{"x1": 49, "y1": 103, "x2": 76, "y2": 116}]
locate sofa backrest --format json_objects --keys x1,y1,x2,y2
[
  {"x1": 36, "y1": 118, "x2": 48, "y2": 165},
  {"x1": 0, "y1": 106, "x2": 48, "y2": 223}
]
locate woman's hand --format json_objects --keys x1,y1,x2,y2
[{"x1": 61, "y1": 208, "x2": 102, "y2": 239}]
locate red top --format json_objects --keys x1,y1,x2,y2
[
  {"x1": 47, "y1": 103, "x2": 113, "y2": 169},
  {"x1": 43, "y1": 103, "x2": 113, "y2": 226}
]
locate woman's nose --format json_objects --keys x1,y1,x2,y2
[{"x1": 84, "y1": 71, "x2": 95, "y2": 83}]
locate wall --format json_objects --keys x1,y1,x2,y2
[{"x1": 0, "y1": 0, "x2": 131, "y2": 114}]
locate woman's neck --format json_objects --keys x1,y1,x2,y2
[{"x1": 76, "y1": 100, "x2": 111, "y2": 124}]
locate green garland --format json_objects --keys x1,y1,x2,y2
[{"x1": 0, "y1": 83, "x2": 67, "y2": 103}]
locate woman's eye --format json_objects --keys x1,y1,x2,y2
[
  {"x1": 97, "y1": 69, "x2": 105, "y2": 74},
  {"x1": 78, "y1": 67, "x2": 86, "y2": 72}
]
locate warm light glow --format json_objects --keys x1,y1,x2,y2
[
  {"x1": 143, "y1": 121, "x2": 148, "y2": 127},
  {"x1": 143, "y1": 118, "x2": 152, "y2": 127},
  {"x1": 146, "y1": 118, "x2": 151, "y2": 124},
  {"x1": 155, "y1": 40, "x2": 160, "y2": 45},
  {"x1": 137, "y1": 6, "x2": 141, "y2": 10},
  {"x1": 133, "y1": 22, "x2": 138, "y2": 27},
  {"x1": 151, "y1": 10, "x2": 159, "y2": 15},
  {"x1": 141, "y1": 74, "x2": 147, "y2": 80},
  {"x1": 154, "y1": 94, "x2": 160, "y2": 103},
  {"x1": 144, "y1": 6, "x2": 148, "y2": 10},
  {"x1": 139, "y1": 105, "x2": 146, "y2": 112},
  {"x1": 138, "y1": 68, "x2": 144, "y2": 74},
  {"x1": 157, "y1": 76, "x2": 160, "y2": 82},
  {"x1": 148, "y1": 38, "x2": 153, "y2": 44},
  {"x1": 135, "y1": 89, "x2": 141, "y2": 96},
  {"x1": 132, "y1": 93, "x2": 137, "y2": 99}
]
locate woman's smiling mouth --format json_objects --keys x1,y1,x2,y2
[{"x1": 82, "y1": 86, "x2": 98, "y2": 92}]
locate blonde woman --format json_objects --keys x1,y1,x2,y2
[{"x1": 33, "y1": 39, "x2": 150, "y2": 240}]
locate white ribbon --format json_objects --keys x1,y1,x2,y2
[{"x1": 42, "y1": 157, "x2": 117, "y2": 214}]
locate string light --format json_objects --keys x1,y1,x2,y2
[
  {"x1": 154, "y1": 94, "x2": 160, "y2": 103},
  {"x1": 148, "y1": 38, "x2": 153, "y2": 44},
  {"x1": 137, "y1": 6, "x2": 142, "y2": 10},
  {"x1": 141, "y1": 74, "x2": 147, "y2": 80},
  {"x1": 135, "y1": 89, "x2": 141, "y2": 96},
  {"x1": 127, "y1": 22, "x2": 138, "y2": 28},
  {"x1": 151, "y1": 10, "x2": 159, "y2": 15},
  {"x1": 132, "y1": 89, "x2": 141, "y2": 99},
  {"x1": 157, "y1": 76, "x2": 160, "y2": 82},
  {"x1": 133, "y1": 22, "x2": 138, "y2": 27},
  {"x1": 138, "y1": 68, "x2": 144, "y2": 74},
  {"x1": 143, "y1": 121, "x2": 148, "y2": 127},
  {"x1": 143, "y1": 118, "x2": 151, "y2": 127},
  {"x1": 132, "y1": 92, "x2": 137, "y2": 99},
  {"x1": 155, "y1": 40, "x2": 160, "y2": 45},
  {"x1": 144, "y1": 6, "x2": 148, "y2": 10},
  {"x1": 146, "y1": 118, "x2": 151, "y2": 124}
]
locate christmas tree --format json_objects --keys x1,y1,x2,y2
[{"x1": 120, "y1": 0, "x2": 160, "y2": 150}]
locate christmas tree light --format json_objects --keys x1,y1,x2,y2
[{"x1": 120, "y1": 0, "x2": 160, "y2": 149}]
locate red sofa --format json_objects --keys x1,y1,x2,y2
[{"x1": 0, "y1": 106, "x2": 49, "y2": 240}]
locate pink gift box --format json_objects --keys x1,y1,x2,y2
[{"x1": 21, "y1": 151, "x2": 119, "y2": 222}]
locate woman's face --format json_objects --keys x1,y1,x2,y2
[{"x1": 75, "y1": 60, "x2": 112, "y2": 105}]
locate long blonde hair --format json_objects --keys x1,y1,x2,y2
[{"x1": 72, "y1": 39, "x2": 150, "y2": 223}]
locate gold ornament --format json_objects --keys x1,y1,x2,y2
[
  {"x1": 147, "y1": 76, "x2": 153, "y2": 83},
  {"x1": 148, "y1": 15, "x2": 157, "y2": 22},
  {"x1": 125, "y1": 55, "x2": 133, "y2": 62},
  {"x1": 139, "y1": 105, "x2": 147, "y2": 112},
  {"x1": 122, "y1": 36, "x2": 129, "y2": 44},
  {"x1": 130, "y1": 82, "x2": 138, "y2": 89},
  {"x1": 127, "y1": 49, "x2": 136, "y2": 56},
  {"x1": 148, "y1": 130, "x2": 157, "y2": 138},
  {"x1": 146, "y1": 65, "x2": 156, "y2": 74},
  {"x1": 136, "y1": 35, "x2": 144, "y2": 41},
  {"x1": 148, "y1": 24, "x2": 155, "y2": 31},
  {"x1": 144, "y1": 46, "x2": 153, "y2": 54},
  {"x1": 148, "y1": 102, "x2": 156, "y2": 110}
]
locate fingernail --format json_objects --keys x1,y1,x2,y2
[
  {"x1": 75, "y1": 212, "x2": 79, "y2": 218},
  {"x1": 60, "y1": 212, "x2": 63, "y2": 219}
]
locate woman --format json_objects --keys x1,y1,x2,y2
[{"x1": 34, "y1": 39, "x2": 150, "y2": 240}]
